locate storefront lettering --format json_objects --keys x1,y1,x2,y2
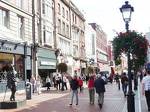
[
  {"x1": 40, "y1": 61, "x2": 56, "y2": 66},
  {"x1": 0, "y1": 46, "x2": 12, "y2": 51}
]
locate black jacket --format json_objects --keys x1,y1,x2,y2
[
  {"x1": 70, "y1": 79, "x2": 79, "y2": 90},
  {"x1": 94, "y1": 77, "x2": 106, "y2": 94}
]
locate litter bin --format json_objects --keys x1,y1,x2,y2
[{"x1": 26, "y1": 82, "x2": 32, "y2": 100}]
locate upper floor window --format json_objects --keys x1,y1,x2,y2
[
  {"x1": 42, "y1": 3, "x2": 52, "y2": 20},
  {"x1": 75, "y1": 16, "x2": 77, "y2": 24},
  {"x1": 58, "y1": 19, "x2": 61, "y2": 34},
  {"x1": 62, "y1": 7, "x2": 65, "y2": 17},
  {"x1": 16, "y1": 0, "x2": 23, "y2": 8},
  {"x1": 62, "y1": 22, "x2": 65, "y2": 35},
  {"x1": 66, "y1": 24, "x2": 69, "y2": 37},
  {"x1": 66, "y1": 10, "x2": 69, "y2": 20},
  {"x1": 43, "y1": 29, "x2": 53, "y2": 46},
  {"x1": 17, "y1": 15, "x2": 24, "y2": 38},
  {"x1": 0, "y1": 9, "x2": 9, "y2": 28},
  {"x1": 72, "y1": 13, "x2": 74, "y2": 23},
  {"x1": 58, "y1": 3, "x2": 61, "y2": 14}
]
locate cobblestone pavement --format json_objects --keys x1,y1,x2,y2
[{"x1": 0, "y1": 82, "x2": 128, "y2": 112}]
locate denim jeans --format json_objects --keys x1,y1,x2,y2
[
  {"x1": 122, "y1": 83, "x2": 128, "y2": 96},
  {"x1": 71, "y1": 90, "x2": 78, "y2": 104},
  {"x1": 98, "y1": 92, "x2": 104, "y2": 105},
  {"x1": 89, "y1": 88, "x2": 95, "y2": 104}
]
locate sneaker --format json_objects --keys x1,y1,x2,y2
[
  {"x1": 69, "y1": 104, "x2": 72, "y2": 106},
  {"x1": 98, "y1": 104, "x2": 102, "y2": 109}
]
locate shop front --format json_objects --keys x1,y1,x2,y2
[
  {"x1": 0, "y1": 41, "x2": 31, "y2": 93},
  {"x1": 37, "y1": 48, "x2": 57, "y2": 86}
]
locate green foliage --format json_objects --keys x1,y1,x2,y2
[
  {"x1": 57, "y1": 63, "x2": 68, "y2": 73},
  {"x1": 112, "y1": 31, "x2": 148, "y2": 70},
  {"x1": 87, "y1": 66, "x2": 94, "y2": 74}
]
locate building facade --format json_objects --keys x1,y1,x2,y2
[
  {"x1": 70, "y1": 1, "x2": 86, "y2": 76},
  {"x1": 54, "y1": 0, "x2": 72, "y2": 75},
  {"x1": 0, "y1": 0, "x2": 33, "y2": 92},
  {"x1": 34, "y1": 0, "x2": 57, "y2": 84},
  {"x1": 85, "y1": 23, "x2": 97, "y2": 68},
  {"x1": 146, "y1": 32, "x2": 150, "y2": 63},
  {"x1": 89, "y1": 23, "x2": 109, "y2": 73},
  {"x1": 54, "y1": 0, "x2": 86, "y2": 76}
]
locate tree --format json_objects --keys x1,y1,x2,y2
[
  {"x1": 57, "y1": 63, "x2": 68, "y2": 73},
  {"x1": 112, "y1": 31, "x2": 148, "y2": 71}
]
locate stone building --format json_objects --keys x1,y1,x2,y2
[{"x1": 0, "y1": 0, "x2": 32, "y2": 92}]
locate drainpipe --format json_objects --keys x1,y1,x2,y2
[{"x1": 53, "y1": 0, "x2": 57, "y2": 49}]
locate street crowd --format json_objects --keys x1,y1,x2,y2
[{"x1": 26, "y1": 68, "x2": 150, "y2": 111}]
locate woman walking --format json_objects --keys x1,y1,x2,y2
[{"x1": 88, "y1": 75, "x2": 95, "y2": 104}]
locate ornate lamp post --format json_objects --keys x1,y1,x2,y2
[
  {"x1": 120, "y1": 1, "x2": 135, "y2": 112},
  {"x1": 55, "y1": 49, "x2": 65, "y2": 91}
]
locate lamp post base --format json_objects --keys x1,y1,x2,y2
[{"x1": 127, "y1": 91, "x2": 135, "y2": 112}]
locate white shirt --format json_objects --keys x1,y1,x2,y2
[
  {"x1": 46, "y1": 77, "x2": 51, "y2": 83},
  {"x1": 142, "y1": 75, "x2": 150, "y2": 91}
]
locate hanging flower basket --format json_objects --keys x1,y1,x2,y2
[{"x1": 112, "y1": 31, "x2": 148, "y2": 70}]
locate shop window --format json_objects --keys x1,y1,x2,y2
[{"x1": 0, "y1": 53, "x2": 24, "y2": 82}]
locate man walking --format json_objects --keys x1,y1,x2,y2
[
  {"x1": 70, "y1": 75, "x2": 79, "y2": 106},
  {"x1": 94, "y1": 74, "x2": 106, "y2": 109},
  {"x1": 142, "y1": 69, "x2": 150, "y2": 112}
]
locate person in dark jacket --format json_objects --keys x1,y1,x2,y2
[
  {"x1": 70, "y1": 75, "x2": 79, "y2": 106},
  {"x1": 121, "y1": 72, "x2": 128, "y2": 97},
  {"x1": 94, "y1": 74, "x2": 106, "y2": 109}
]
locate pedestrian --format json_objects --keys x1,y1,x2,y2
[
  {"x1": 30, "y1": 75, "x2": 36, "y2": 93},
  {"x1": 88, "y1": 75, "x2": 95, "y2": 105},
  {"x1": 78, "y1": 77, "x2": 83, "y2": 93},
  {"x1": 121, "y1": 72, "x2": 128, "y2": 97},
  {"x1": 94, "y1": 74, "x2": 106, "y2": 109},
  {"x1": 46, "y1": 76, "x2": 51, "y2": 91},
  {"x1": 69, "y1": 75, "x2": 79, "y2": 106},
  {"x1": 6, "y1": 64, "x2": 17, "y2": 101},
  {"x1": 142, "y1": 69, "x2": 150, "y2": 112},
  {"x1": 55, "y1": 74, "x2": 61, "y2": 90},
  {"x1": 115, "y1": 73, "x2": 120, "y2": 90},
  {"x1": 85, "y1": 75, "x2": 89, "y2": 85},
  {"x1": 36, "y1": 75, "x2": 41, "y2": 95},
  {"x1": 63, "y1": 76, "x2": 68, "y2": 90}
]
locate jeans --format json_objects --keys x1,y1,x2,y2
[
  {"x1": 122, "y1": 83, "x2": 128, "y2": 96},
  {"x1": 98, "y1": 92, "x2": 104, "y2": 105},
  {"x1": 70, "y1": 90, "x2": 78, "y2": 104},
  {"x1": 89, "y1": 88, "x2": 95, "y2": 104},
  {"x1": 145, "y1": 91, "x2": 150, "y2": 110}
]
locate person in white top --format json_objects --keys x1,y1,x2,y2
[
  {"x1": 36, "y1": 76, "x2": 41, "y2": 95},
  {"x1": 142, "y1": 69, "x2": 150, "y2": 112},
  {"x1": 63, "y1": 76, "x2": 68, "y2": 90},
  {"x1": 46, "y1": 76, "x2": 51, "y2": 91}
]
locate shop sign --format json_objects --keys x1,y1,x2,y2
[
  {"x1": 0, "y1": 46, "x2": 12, "y2": 51},
  {"x1": 40, "y1": 61, "x2": 56, "y2": 66}
]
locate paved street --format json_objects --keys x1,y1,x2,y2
[
  {"x1": 0, "y1": 81, "x2": 148, "y2": 112},
  {"x1": 0, "y1": 82, "x2": 126, "y2": 112}
]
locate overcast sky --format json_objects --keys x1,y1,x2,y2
[{"x1": 72, "y1": 0, "x2": 150, "y2": 40}]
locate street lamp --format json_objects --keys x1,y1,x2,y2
[
  {"x1": 120, "y1": 1, "x2": 135, "y2": 112},
  {"x1": 55, "y1": 49, "x2": 65, "y2": 91}
]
